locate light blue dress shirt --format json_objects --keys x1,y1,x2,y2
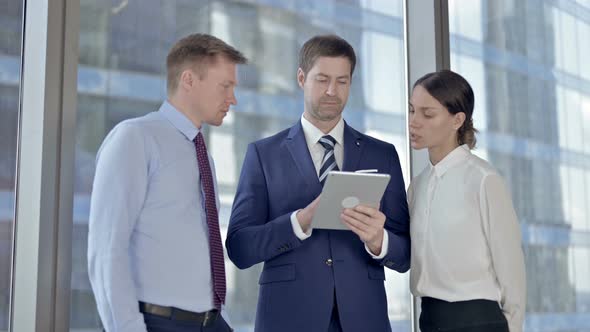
[{"x1": 88, "y1": 101, "x2": 221, "y2": 332}]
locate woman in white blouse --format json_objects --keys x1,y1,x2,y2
[{"x1": 407, "y1": 70, "x2": 526, "y2": 332}]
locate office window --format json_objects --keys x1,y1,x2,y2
[
  {"x1": 0, "y1": 0, "x2": 23, "y2": 330},
  {"x1": 449, "y1": 0, "x2": 590, "y2": 330},
  {"x1": 71, "y1": 0, "x2": 410, "y2": 330}
]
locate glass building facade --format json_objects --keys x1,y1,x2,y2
[
  {"x1": 449, "y1": 0, "x2": 590, "y2": 330},
  {"x1": 0, "y1": 0, "x2": 22, "y2": 329},
  {"x1": 72, "y1": 1, "x2": 408, "y2": 330}
]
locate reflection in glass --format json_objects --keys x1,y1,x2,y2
[
  {"x1": 72, "y1": 0, "x2": 409, "y2": 331},
  {"x1": 0, "y1": 0, "x2": 23, "y2": 329},
  {"x1": 449, "y1": 0, "x2": 590, "y2": 330}
]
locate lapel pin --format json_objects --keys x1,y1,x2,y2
[{"x1": 356, "y1": 140, "x2": 360, "y2": 147}]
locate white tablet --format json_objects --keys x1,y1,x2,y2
[{"x1": 312, "y1": 171, "x2": 391, "y2": 231}]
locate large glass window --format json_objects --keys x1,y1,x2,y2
[
  {"x1": 449, "y1": 0, "x2": 590, "y2": 330},
  {"x1": 71, "y1": 0, "x2": 410, "y2": 330},
  {"x1": 0, "y1": 0, "x2": 23, "y2": 330}
]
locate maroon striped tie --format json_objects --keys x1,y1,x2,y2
[{"x1": 193, "y1": 132, "x2": 226, "y2": 309}]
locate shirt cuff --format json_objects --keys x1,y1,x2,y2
[
  {"x1": 291, "y1": 210, "x2": 312, "y2": 240},
  {"x1": 365, "y1": 230, "x2": 389, "y2": 259}
]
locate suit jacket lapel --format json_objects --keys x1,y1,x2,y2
[
  {"x1": 342, "y1": 121, "x2": 363, "y2": 172},
  {"x1": 285, "y1": 122, "x2": 322, "y2": 191}
]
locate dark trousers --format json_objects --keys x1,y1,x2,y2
[
  {"x1": 419, "y1": 297, "x2": 509, "y2": 332},
  {"x1": 143, "y1": 312, "x2": 233, "y2": 332}
]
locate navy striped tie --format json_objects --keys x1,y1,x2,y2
[{"x1": 318, "y1": 135, "x2": 339, "y2": 185}]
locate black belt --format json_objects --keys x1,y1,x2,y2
[{"x1": 139, "y1": 301, "x2": 220, "y2": 327}]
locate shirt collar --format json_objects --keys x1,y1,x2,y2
[
  {"x1": 300, "y1": 115, "x2": 344, "y2": 149},
  {"x1": 159, "y1": 100, "x2": 201, "y2": 141},
  {"x1": 429, "y1": 144, "x2": 471, "y2": 177}
]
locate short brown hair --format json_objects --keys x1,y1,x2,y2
[
  {"x1": 166, "y1": 33, "x2": 247, "y2": 95},
  {"x1": 413, "y1": 70, "x2": 478, "y2": 149},
  {"x1": 298, "y1": 34, "x2": 356, "y2": 77}
]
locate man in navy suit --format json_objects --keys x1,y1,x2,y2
[{"x1": 226, "y1": 35, "x2": 410, "y2": 332}]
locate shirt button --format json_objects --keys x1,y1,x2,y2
[{"x1": 325, "y1": 258, "x2": 333, "y2": 266}]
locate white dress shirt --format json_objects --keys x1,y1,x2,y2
[
  {"x1": 290, "y1": 115, "x2": 388, "y2": 259},
  {"x1": 408, "y1": 144, "x2": 526, "y2": 332},
  {"x1": 88, "y1": 101, "x2": 226, "y2": 332}
]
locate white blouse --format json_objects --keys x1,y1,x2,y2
[{"x1": 408, "y1": 145, "x2": 526, "y2": 332}]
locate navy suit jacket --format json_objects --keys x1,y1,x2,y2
[{"x1": 226, "y1": 121, "x2": 410, "y2": 332}]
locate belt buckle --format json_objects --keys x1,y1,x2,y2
[{"x1": 202, "y1": 309, "x2": 219, "y2": 327}]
